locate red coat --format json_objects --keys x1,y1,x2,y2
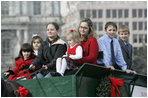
[
  {"x1": 76, "y1": 37, "x2": 99, "y2": 64},
  {"x1": 8, "y1": 57, "x2": 35, "y2": 80}
]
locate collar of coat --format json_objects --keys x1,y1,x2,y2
[
  {"x1": 46, "y1": 36, "x2": 66, "y2": 46},
  {"x1": 51, "y1": 39, "x2": 66, "y2": 45}
]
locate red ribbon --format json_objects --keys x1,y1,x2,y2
[
  {"x1": 17, "y1": 86, "x2": 29, "y2": 97},
  {"x1": 69, "y1": 29, "x2": 74, "y2": 32},
  {"x1": 109, "y1": 77, "x2": 123, "y2": 97}
]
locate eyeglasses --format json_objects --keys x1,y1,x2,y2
[{"x1": 79, "y1": 26, "x2": 89, "y2": 30}]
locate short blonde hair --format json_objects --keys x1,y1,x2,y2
[
  {"x1": 66, "y1": 30, "x2": 80, "y2": 44},
  {"x1": 118, "y1": 25, "x2": 130, "y2": 34}
]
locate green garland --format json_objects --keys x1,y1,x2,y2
[{"x1": 96, "y1": 74, "x2": 112, "y2": 97}]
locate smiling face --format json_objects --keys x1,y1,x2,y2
[
  {"x1": 66, "y1": 33, "x2": 76, "y2": 47},
  {"x1": 105, "y1": 25, "x2": 117, "y2": 38},
  {"x1": 78, "y1": 22, "x2": 89, "y2": 37},
  {"x1": 33, "y1": 39, "x2": 41, "y2": 50},
  {"x1": 67, "y1": 39, "x2": 76, "y2": 47},
  {"x1": 46, "y1": 24, "x2": 58, "y2": 39},
  {"x1": 118, "y1": 31, "x2": 129, "y2": 41},
  {"x1": 22, "y1": 51, "x2": 31, "y2": 60}
]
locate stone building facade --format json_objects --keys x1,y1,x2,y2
[
  {"x1": 1, "y1": 1, "x2": 61, "y2": 72},
  {"x1": 60, "y1": 1, "x2": 147, "y2": 48}
]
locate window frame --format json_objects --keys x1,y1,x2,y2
[
  {"x1": 1, "y1": 1, "x2": 9, "y2": 15},
  {"x1": 33, "y1": 1, "x2": 41, "y2": 15},
  {"x1": 80, "y1": 9, "x2": 85, "y2": 18},
  {"x1": 132, "y1": 9, "x2": 137, "y2": 18}
]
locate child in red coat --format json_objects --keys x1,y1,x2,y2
[
  {"x1": 56, "y1": 29, "x2": 83, "y2": 76},
  {"x1": 4, "y1": 43, "x2": 36, "y2": 80}
]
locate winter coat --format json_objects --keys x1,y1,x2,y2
[
  {"x1": 118, "y1": 39, "x2": 133, "y2": 69},
  {"x1": 32, "y1": 37, "x2": 67, "y2": 71},
  {"x1": 8, "y1": 56, "x2": 36, "y2": 80},
  {"x1": 76, "y1": 37, "x2": 99, "y2": 65}
]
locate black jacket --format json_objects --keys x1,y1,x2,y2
[
  {"x1": 118, "y1": 39, "x2": 133, "y2": 69},
  {"x1": 32, "y1": 37, "x2": 67, "y2": 71}
]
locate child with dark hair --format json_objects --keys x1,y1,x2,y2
[
  {"x1": 4, "y1": 43, "x2": 36, "y2": 80},
  {"x1": 31, "y1": 34, "x2": 43, "y2": 56}
]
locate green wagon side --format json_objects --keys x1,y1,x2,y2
[{"x1": 17, "y1": 63, "x2": 147, "y2": 97}]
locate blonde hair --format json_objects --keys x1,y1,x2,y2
[
  {"x1": 78, "y1": 18, "x2": 96, "y2": 41},
  {"x1": 118, "y1": 25, "x2": 130, "y2": 34},
  {"x1": 66, "y1": 30, "x2": 80, "y2": 44}
]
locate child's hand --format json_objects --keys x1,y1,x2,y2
[
  {"x1": 125, "y1": 69, "x2": 137, "y2": 74},
  {"x1": 131, "y1": 70, "x2": 137, "y2": 74},
  {"x1": 125, "y1": 69, "x2": 131, "y2": 74},
  {"x1": 62, "y1": 55, "x2": 67, "y2": 57},
  {"x1": 4, "y1": 70, "x2": 14, "y2": 76},
  {"x1": 106, "y1": 66, "x2": 115, "y2": 70},
  {"x1": 4, "y1": 72, "x2": 10, "y2": 76},
  {"x1": 42, "y1": 65, "x2": 48, "y2": 70},
  {"x1": 29, "y1": 64, "x2": 35, "y2": 70},
  {"x1": 68, "y1": 54, "x2": 74, "y2": 59},
  {"x1": 68, "y1": 55, "x2": 72, "y2": 58}
]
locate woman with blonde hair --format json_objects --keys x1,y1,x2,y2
[
  {"x1": 77, "y1": 18, "x2": 98, "y2": 64},
  {"x1": 65, "y1": 18, "x2": 99, "y2": 75}
]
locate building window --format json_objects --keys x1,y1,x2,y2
[
  {"x1": 98, "y1": 9, "x2": 102, "y2": 18},
  {"x1": 145, "y1": 21, "x2": 147, "y2": 30},
  {"x1": 124, "y1": 9, "x2": 128, "y2": 18},
  {"x1": 94, "y1": 22, "x2": 97, "y2": 31},
  {"x1": 33, "y1": 1, "x2": 41, "y2": 15},
  {"x1": 80, "y1": 10, "x2": 85, "y2": 18},
  {"x1": 98, "y1": 22, "x2": 103, "y2": 31},
  {"x1": 144, "y1": 9, "x2": 147, "y2": 18},
  {"x1": 19, "y1": 1, "x2": 23, "y2": 15},
  {"x1": 133, "y1": 22, "x2": 137, "y2": 30},
  {"x1": 1, "y1": 1, "x2": 9, "y2": 15},
  {"x1": 138, "y1": 22, "x2": 143, "y2": 30},
  {"x1": 2, "y1": 39, "x2": 10, "y2": 55},
  {"x1": 112, "y1": 9, "x2": 116, "y2": 18},
  {"x1": 92, "y1": 10, "x2": 96, "y2": 18},
  {"x1": 86, "y1": 10, "x2": 90, "y2": 18},
  {"x1": 118, "y1": 9, "x2": 122, "y2": 18},
  {"x1": 125, "y1": 22, "x2": 129, "y2": 27},
  {"x1": 139, "y1": 34, "x2": 143, "y2": 43},
  {"x1": 119, "y1": 22, "x2": 123, "y2": 26},
  {"x1": 138, "y1": 9, "x2": 143, "y2": 17},
  {"x1": 106, "y1": 9, "x2": 111, "y2": 18},
  {"x1": 133, "y1": 34, "x2": 137, "y2": 43},
  {"x1": 145, "y1": 34, "x2": 147, "y2": 43},
  {"x1": 132, "y1": 9, "x2": 137, "y2": 18}
]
